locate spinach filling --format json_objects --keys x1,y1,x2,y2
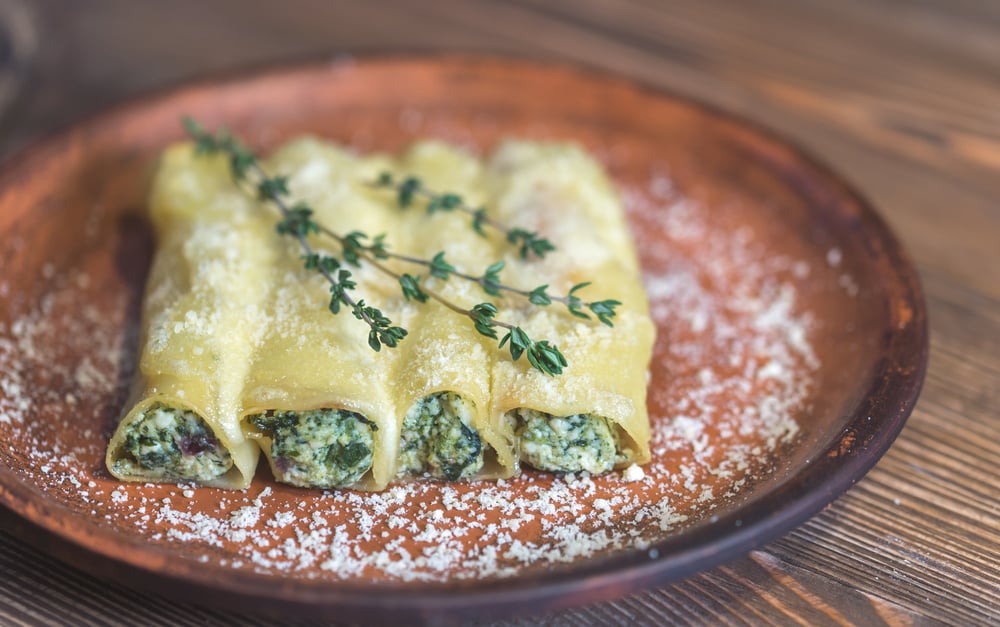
[
  {"x1": 398, "y1": 392, "x2": 484, "y2": 480},
  {"x1": 114, "y1": 404, "x2": 232, "y2": 481},
  {"x1": 248, "y1": 409, "x2": 376, "y2": 488},
  {"x1": 514, "y1": 409, "x2": 621, "y2": 474}
]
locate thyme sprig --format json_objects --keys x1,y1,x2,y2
[
  {"x1": 312, "y1": 225, "x2": 621, "y2": 326},
  {"x1": 182, "y1": 117, "x2": 616, "y2": 375},
  {"x1": 370, "y1": 172, "x2": 556, "y2": 260}
]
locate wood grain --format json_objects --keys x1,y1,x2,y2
[{"x1": 0, "y1": 0, "x2": 997, "y2": 625}]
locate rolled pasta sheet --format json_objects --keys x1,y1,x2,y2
[
  {"x1": 387, "y1": 143, "x2": 516, "y2": 481},
  {"x1": 485, "y1": 141, "x2": 655, "y2": 475},
  {"x1": 241, "y1": 139, "x2": 402, "y2": 491},
  {"x1": 106, "y1": 144, "x2": 272, "y2": 489}
]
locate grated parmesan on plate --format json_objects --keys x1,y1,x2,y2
[{"x1": 0, "y1": 170, "x2": 827, "y2": 583}]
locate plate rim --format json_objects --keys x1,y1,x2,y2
[{"x1": 0, "y1": 52, "x2": 928, "y2": 622}]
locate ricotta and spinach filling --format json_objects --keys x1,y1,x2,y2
[
  {"x1": 113, "y1": 404, "x2": 233, "y2": 481},
  {"x1": 248, "y1": 409, "x2": 376, "y2": 488},
  {"x1": 513, "y1": 409, "x2": 622, "y2": 474},
  {"x1": 398, "y1": 392, "x2": 484, "y2": 480}
]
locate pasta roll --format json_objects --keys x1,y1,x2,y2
[
  {"x1": 241, "y1": 139, "x2": 402, "y2": 491},
  {"x1": 106, "y1": 145, "x2": 271, "y2": 489},
  {"x1": 485, "y1": 141, "x2": 654, "y2": 474},
  {"x1": 387, "y1": 142, "x2": 516, "y2": 481}
]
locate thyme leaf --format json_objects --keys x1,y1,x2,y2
[
  {"x1": 399, "y1": 274, "x2": 429, "y2": 303},
  {"x1": 480, "y1": 261, "x2": 505, "y2": 297},
  {"x1": 428, "y1": 252, "x2": 455, "y2": 280}
]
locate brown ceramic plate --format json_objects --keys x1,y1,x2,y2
[{"x1": 0, "y1": 56, "x2": 926, "y2": 623}]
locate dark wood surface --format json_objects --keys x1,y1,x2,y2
[{"x1": 0, "y1": 1, "x2": 996, "y2": 625}]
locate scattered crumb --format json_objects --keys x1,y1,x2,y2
[
  {"x1": 622, "y1": 464, "x2": 645, "y2": 482},
  {"x1": 826, "y1": 247, "x2": 843, "y2": 267}
]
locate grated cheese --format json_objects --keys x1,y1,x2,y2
[{"x1": 0, "y1": 167, "x2": 828, "y2": 582}]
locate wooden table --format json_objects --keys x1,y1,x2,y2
[{"x1": 1, "y1": 1, "x2": 997, "y2": 624}]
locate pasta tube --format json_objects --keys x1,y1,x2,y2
[
  {"x1": 485, "y1": 141, "x2": 655, "y2": 474},
  {"x1": 240, "y1": 139, "x2": 402, "y2": 490},
  {"x1": 106, "y1": 145, "x2": 271, "y2": 488},
  {"x1": 388, "y1": 142, "x2": 516, "y2": 481}
]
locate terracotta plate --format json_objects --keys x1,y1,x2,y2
[{"x1": 0, "y1": 56, "x2": 926, "y2": 623}]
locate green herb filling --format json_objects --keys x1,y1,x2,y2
[
  {"x1": 398, "y1": 392, "x2": 484, "y2": 480},
  {"x1": 248, "y1": 409, "x2": 376, "y2": 488},
  {"x1": 514, "y1": 409, "x2": 621, "y2": 474},
  {"x1": 114, "y1": 404, "x2": 232, "y2": 481}
]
